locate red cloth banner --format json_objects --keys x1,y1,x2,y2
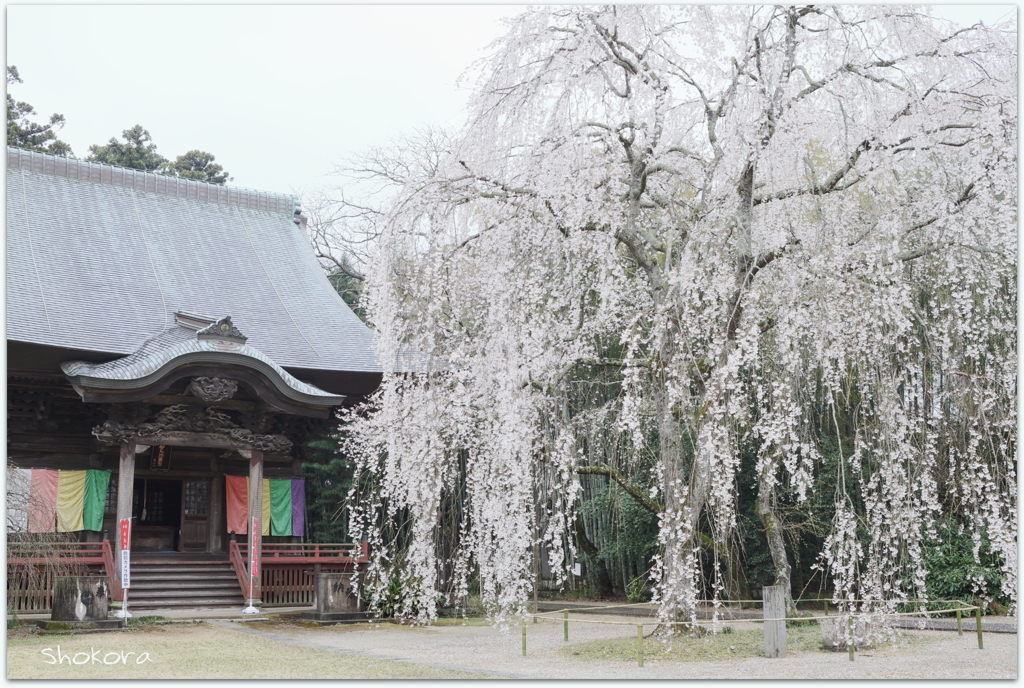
[
  {"x1": 225, "y1": 475, "x2": 248, "y2": 535},
  {"x1": 28, "y1": 469, "x2": 59, "y2": 533}
]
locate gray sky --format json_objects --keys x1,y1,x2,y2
[
  {"x1": 6, "y1": 4, "x2": 1015, "y2": 200},
  {"x1": 6, "y1": 5, "x2": 518, "y2": 197}
]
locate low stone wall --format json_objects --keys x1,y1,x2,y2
[{"x1": 819, "y1": 616, "x2": 874, "y2": 651}]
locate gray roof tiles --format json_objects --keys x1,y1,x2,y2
[{"x1": 7, "y1": 148, "x2": 382, "y2": 375}]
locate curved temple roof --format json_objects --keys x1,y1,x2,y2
[
  {"x1": 62, "y1": 313, "x2": 346, "y2": 409},
  {"x1": 6, "y1": 148, "x2": 383, "y2": 393}
]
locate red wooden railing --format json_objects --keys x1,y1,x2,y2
[
  {"x1": 236, "y1": 542, "x2": 369, "y2": 564},
  {"x1": 7, "y1": 541, "x2": 109, "y2": 567},
  {"x1": 233, "y1": 542, "x2": 369, "y2": 606},
  {"x1": 228, "y1": 539, "x2": 254, "y2": 601},
  {"x1": 101, "y1": 539, "x2": 124, "y2": 601},
  {"x1": 7, "y1": 540, "x2": 123, "y2": 610},
  {"x1": 8, "y1": 540, "x2": 368, "y2": 611}
]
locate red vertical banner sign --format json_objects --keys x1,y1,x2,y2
[
  {"x1": 249, "y1": 517, "x2": 260, "y2": 579},
  {"x1": 119, "y1": 518, "x2": 131, "y2": 588}
]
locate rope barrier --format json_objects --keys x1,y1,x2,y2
[
  {"x1": 519, "y1": 600, "x2": 986, "y2": 666},
  {"x1": 528, "y1": 603, "x2": 981, "y2": 627},
  {"x1": 543, "y1": 597, "x2": 968, "y2": 605}
]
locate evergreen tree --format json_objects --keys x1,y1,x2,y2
[
  {"x1": 302, "y1": 434, "x2": 355, "y2": 543},
  {"x1": 86, "y1": 125, "x2": 167, "y2": 172},
  {"x1": 6, "y1": 66, "x2": 72, "y2": 157},
  {"x1": 166, "y1": 149, "x2": 231, "y2": 185}
]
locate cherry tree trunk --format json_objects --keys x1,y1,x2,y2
[{"x1": 756, "y1": 466, "x2": 795, "y2": 616}]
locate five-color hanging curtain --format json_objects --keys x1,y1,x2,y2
[
  {"x1": 224, "y1": 475, "x2": 304, "y2": 537},
  {"x1": 6, "y1": 468, "x2": 110, "y2": 533}
]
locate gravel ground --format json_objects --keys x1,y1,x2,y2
[
  {"x1": 230, "y1": 614, "x2": 1017, "y2": 680},
  {"x1": 891, "y1": 617, "x2": 1017, "y2": 634}
]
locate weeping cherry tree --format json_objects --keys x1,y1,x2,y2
[{"x1": 342, "y1": 6, "x2": 1016, "y2": 626}]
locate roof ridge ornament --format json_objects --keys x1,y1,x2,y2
[{"x1": 196, "y1": 316, "x2": 247, "y2": 344}]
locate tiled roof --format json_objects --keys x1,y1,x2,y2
[
  {"x1": 61, "y1": 317, "x2": 345, "y2": 406},
  {"x1": 7, "y1": 147, "x2": 381, "y2": 375}
]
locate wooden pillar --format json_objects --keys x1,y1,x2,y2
[
  {"x1": 208, "y1": 475, "x2": 224, "y2": 553},
  {"x1": 246, "y1": 449, "x2": 264, "y2": 603},
  {"x1": 114, "y1": 439, "x2": 138, "y2": 585}
]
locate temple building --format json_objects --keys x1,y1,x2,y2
[{"x1": 7, "y1": 147, "x2": 379, "y2": 610}]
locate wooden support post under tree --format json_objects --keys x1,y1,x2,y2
[
  {"x1": 848, "y1": 616, "x2": 855, "y2": 661},
  {"x1": 763, "y1": 585, "x2": 787, "y2": 658},
  {"x1": 976, "y1": 604, "x2": 983, "y2": 650},
  {"x1": 245, "y1": 449, "x2": 264, "y2": 605},
  {"x1": 637, "y1": 625, "x2": 644, "y2": 667}
]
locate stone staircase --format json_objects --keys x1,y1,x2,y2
[{"x1": 127, "y1": 561, "x2": 244, "y2": 610}]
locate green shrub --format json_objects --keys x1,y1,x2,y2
[
  {"x1": 364, "y1": 575, "x2": 444, "y2": 619},
  {"x1": 626, "y1": 576, "x2": 650, "y2": 603},
  {"x1": 922, "y1": 518, "x2": 1009, "y2": 612}
]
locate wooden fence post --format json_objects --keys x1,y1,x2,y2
[{"x1": 763, "y1": 585, "x2": 787, "y2": 659}]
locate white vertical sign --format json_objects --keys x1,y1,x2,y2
[{"x1": 121, "y1": 549, "x2": 131, "y2": 588}]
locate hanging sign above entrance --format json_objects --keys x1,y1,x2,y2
[{"x1": 150, "y1": 445, "x2": 171, "y2": 472}]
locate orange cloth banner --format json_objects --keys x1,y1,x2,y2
[{"x1": 225, "y1": 475, "x2": 248, "y2": 535}]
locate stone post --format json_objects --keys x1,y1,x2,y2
[{"x1": 763, "y1": 584, "x2": 787, "y2": 658}]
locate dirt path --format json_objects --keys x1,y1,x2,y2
[
  {"x1": 210, "y1": 621, "x2": 523, "y2": 678},
  {"x1": 232, "y1": 614, "x2": 1016, "y2": 680}
]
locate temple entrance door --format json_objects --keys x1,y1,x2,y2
[
  {"x1": 181, "y1": 479, "x2": 210, "y2": 552},
  {"x1": 132, "y1": 479, "x2": 182, "y2": 551}
]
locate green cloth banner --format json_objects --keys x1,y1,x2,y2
[
  {"x1": 82, "y1": 469, "x2": 111, "y2": 532},
  {"x1": 226, "y1": 476, "x2": 304, "y2": 537},
  {"x1": 269, "y1": 478, "x2": 293, "y2": 536}
]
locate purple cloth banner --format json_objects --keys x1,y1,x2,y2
[{"x1": 291, "y1": 479, "x2": 305, "y2": 537}]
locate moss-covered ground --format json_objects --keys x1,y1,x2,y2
[{"x1": 561, "y1": 623, "x2": 935, "y2": 663}]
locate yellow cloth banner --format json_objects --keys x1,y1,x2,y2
[
  {"x1": 56, "y1": 470, "x2": 86, "y2": 532},
  {"x1": 241, "y1": 475, "x2": 273, "y2": 537},
  {"x1": 261, "y1": 479, "x2": 271, "y2": 536}
]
